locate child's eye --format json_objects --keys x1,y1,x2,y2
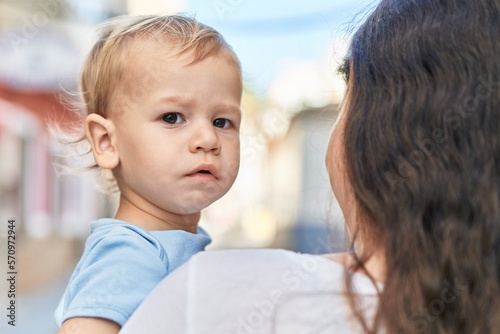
[
  {"x1": 213, "y1": 118, "x2": 231, "y2": 129},
  {"x1": 162, "y1": 113, "x2": 184, "y2": 124}
]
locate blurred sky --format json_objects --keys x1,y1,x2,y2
[{"x1": 185, "y1": 0, "x2": 375, "y2": 96}]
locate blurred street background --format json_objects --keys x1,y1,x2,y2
[{"x1": 0, "y1": 0, "x2": 374, "y2": 333}]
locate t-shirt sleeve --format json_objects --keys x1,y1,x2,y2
[{"x1": 60, "y1": 233, "x2": 168, "y2": 327}]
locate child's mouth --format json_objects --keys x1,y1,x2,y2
[
  {"x1": 188, "y1": 170, "x2": 218, "y2": 182},
  {"x1": 187, "y1": 164, "x2": 219, "y2": 181}
]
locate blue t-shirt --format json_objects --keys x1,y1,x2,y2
[{"x1": 54, "y1": 218, "x2": 211, "y2": 327}]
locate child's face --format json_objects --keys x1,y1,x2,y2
[{"x1": 109, "y1": 48, "x2": 242, "y2": 217}]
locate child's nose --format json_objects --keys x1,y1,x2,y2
[{"x1": 189, "y1": 123, "x2": 221, "y2": 154}]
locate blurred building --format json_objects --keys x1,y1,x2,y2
[
  {"x1": 284, "y1": 106, "x2": 345, "y2": 253},
  {"x1": 0, "y1": 2, "x2": 129, "y2": 309},
  {"x1": 0, "y1": 0, "x2": 104, "y2": 239}
]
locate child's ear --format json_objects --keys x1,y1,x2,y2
[{"x1": 85, "y1": 113, "x2": 119, "y2": 169}]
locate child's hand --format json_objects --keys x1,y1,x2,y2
[{"x1": 57, "y1": 317, "x2": 120, "y2": 334}]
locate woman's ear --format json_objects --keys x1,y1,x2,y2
[{"x1": 85, "y1": 113, "x2": 119, "y2": 169}]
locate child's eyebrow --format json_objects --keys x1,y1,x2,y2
[
  {"x1": 158, "y1": 95, "x2": 195, "y2": 107},
  {"x1": 158, "y1": 95, "x2": 241, "y2": 114},
  {"x1": 211, "y1": 103, "x2": 242, "y2": 115}
]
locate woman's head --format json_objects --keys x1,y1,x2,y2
[{"x1": 328, "y1": 0, "x2": 500, "y2": 332}]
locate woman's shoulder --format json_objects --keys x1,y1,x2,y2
[
  {"x1": 178, "y1": 248, "x2": 379, "y2": 295},
  {"x1": 191, "y1": 247, "x2": 338, "y2": 264},
  {"x1": 189, "y1": 248, "x2": 344, "y2": 276},
  {"x1": 192, "y1": 248, "x2": 333, "y2": 264},
  {"x1": 122, "y1": 249, "x2": 380, "y2": 334}
]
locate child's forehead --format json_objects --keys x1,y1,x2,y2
[
  {"x1": 116, "y1": 39, "x2": 181, "y2": 81},
  {"x1": 114, "y1": 42, "x2": 239, "y2": 100},
  {"x1": 109, "y1": 34, "x2": 240, "y2": 97},
  {"x1": 126, "y1": 36, "x2": 181, "y2": 63},
  {"x1": 121, "y1": 38, "x2": 235, "y2": 78},
  {"x1": 119, "y1": 45, "x2": 187, "y2": 87}
]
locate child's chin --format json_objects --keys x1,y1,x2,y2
[{"x1": 181, "y1": 193, "x2": 227, "y2": 214}]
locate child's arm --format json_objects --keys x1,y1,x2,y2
[{"x1": 57, "y1": 317, "x2": 120, "y2": 334}]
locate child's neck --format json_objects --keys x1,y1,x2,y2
[{"x1": 114, "y1": 194, "x2": 200, "y2": 233}]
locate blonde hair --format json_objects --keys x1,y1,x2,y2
[{"x1": 57, "y1": 14, "x2": 241, "y2": 193}]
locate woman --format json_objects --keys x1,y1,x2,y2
[{"x1": 121, "y1": 0, "x2": 500, "y2": 332}]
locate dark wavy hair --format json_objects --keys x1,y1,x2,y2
[{"x1": 339, "y1": 0, "x2": 500, "y2": 332}]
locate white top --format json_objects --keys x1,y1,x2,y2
[{"x1": 120, "y1": 249, "x2": 381, "y2": 333}]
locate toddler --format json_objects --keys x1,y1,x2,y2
[{"x1": 55, "y1": 14, "x2": 242, "y2": 334}]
